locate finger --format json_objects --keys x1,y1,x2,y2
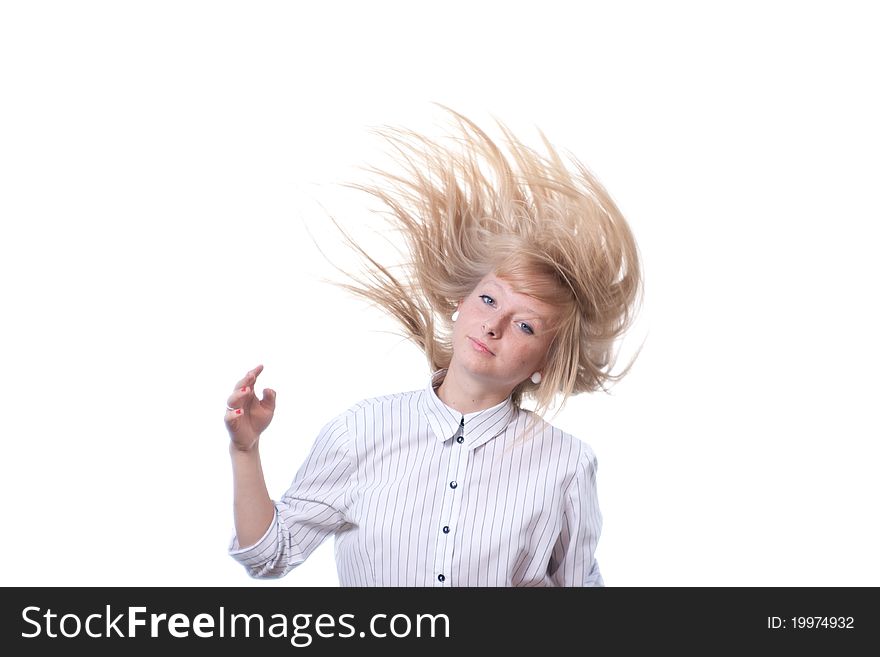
[
  {"x1": 223, "y1": 405, "x2": 244, "y2": 424},
  {"x1": 260, "y1": 388, "x2": 276, "y2": 412},
  {"x1": 233, "y1": 364, "x2": 264, "y2": 391},
  {"x1": 226, "y1": 385, "x2": 254, "y2": 410}
]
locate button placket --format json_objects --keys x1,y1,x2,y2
[
  {"x1": 434, "y1": 417, "x2": 468, "y2": 587},
  {"x1": 445, "y1": 417, "x2": 472, "y2": 586}
]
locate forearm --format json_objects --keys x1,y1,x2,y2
[{"x1": 229, "y1": 443, "x2": 275, "y2": 548}]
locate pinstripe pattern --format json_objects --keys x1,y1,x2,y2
[{"x1": 229, "y1": 369, "x2": 604, "y2": 586}]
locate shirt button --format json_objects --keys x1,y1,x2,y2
[
  {"x1": 442, "y1": 526, "x2": 450, "y2": 534},
  {"x1": 438, "y1": 574, "x2": 446, "y2": 582},
  {"x1": 449, "y1": 481, "x2": 458, "y2": 489},
  {"x1": 456, "y1": 436, "x2": 464, "y2": 444}
]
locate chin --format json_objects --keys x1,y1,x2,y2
[{"x1": 459, "y1": 359, "x2": 512, "y2": 383}]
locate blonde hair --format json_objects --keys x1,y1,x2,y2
[{"x1": 319, "y1": 105, "x2": 644, "y2": 428}]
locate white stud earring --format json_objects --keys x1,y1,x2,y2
[
  {"x1": 530, "y1": 371, "x2": 542, "y2": 384},
  {"x1": 451, "y1": 310, "x2": 459, "y2": 322}
]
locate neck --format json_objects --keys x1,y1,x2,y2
[{"x1": 435, "y1": 363, "x2": 512, "y2": 415}]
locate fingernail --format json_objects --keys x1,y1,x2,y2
[
  {"x1": 241, "y1": 387, "x2": 247, "y2": 392},
  {"x1": 235, "y1": 409, "x2": 242, "y2": 415}
]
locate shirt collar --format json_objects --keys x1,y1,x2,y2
[{"x1": 418, "y1": 368, "x2": 518, "y2": 450}]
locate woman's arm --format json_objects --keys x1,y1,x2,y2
[
  {"x1": 224, "y1": 364, "x2": 277, "y2": 548},
  {"x1": 229, "y1": 443, "x2": 275, "y2": 549},
  {"x1": 548, "y1": 445, "x2": 605, "y2": 586}
]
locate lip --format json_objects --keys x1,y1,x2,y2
[{"x1": 468, "y1": 337, "x2": 494, "y2": 356}]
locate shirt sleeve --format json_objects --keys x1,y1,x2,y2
[
  {"x1": 548, "y1": 444, "x2": 604, "y2": 587},
  {"x1": 227, "y1": 411, "x2": 355, "y2": 579}
]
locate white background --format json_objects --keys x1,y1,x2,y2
[{"x1": 1, "y1": 1, "x2": 877, "y2": 587}]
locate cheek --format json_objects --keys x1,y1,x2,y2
[
  {"x1": 519, "y1": 341, "x2": 549, "y2": 367},
  {"x1": 512, "y1": 345, "x2": 537, "y2": 367},
  {"x1": 465, "y1": 300, "x2": 486, "y2": 322}
]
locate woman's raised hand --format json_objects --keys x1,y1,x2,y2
[{"x1": 224, "y1": 364, "x2": 277, "y2": 452}]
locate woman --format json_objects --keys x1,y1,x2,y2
[{"x1": 224, "y1": 107, "x2": 643, "y2": 586}]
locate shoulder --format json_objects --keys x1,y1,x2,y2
[
  {"x1": 334, "y1": 386, "x2": 425, "y2": 424},
  {"x1": 518, "y1": 409, "x2": 599, "y2": 479},
  {"x1": 306, "y1": 389, "x2": 423, "y2": 457}
]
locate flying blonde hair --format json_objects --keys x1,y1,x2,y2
[{"x1": 316, "y1": 105, "x2": 644, "y2": 431}]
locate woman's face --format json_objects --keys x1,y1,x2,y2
[{"x1": 451, "y1": 272, "x2": 558, "y2": 393}]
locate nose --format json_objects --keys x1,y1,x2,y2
[{"x1": 482, "y1": 322, "x2": 496, "y2": 337}]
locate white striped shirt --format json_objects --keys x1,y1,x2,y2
[{"x1": 229, "y1": 369, "x2": 604, "y2": 586}]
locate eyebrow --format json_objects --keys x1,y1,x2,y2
[{"x1": 483, "y1": 281, "x2": 544, "y2": 322}]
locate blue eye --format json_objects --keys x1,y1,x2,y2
[
  {"x1": 519, "y1": 322, "x2": 534, "y2": 335},
  {"x1": 479, "y1": 294, "x2": 495, "y2": 305}
]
